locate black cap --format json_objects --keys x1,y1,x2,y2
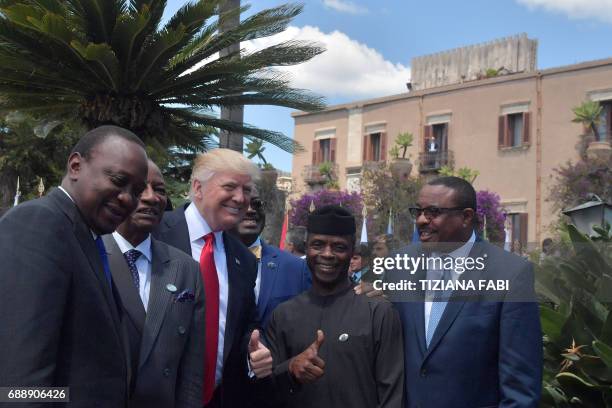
[{"x1": 307, "y1": 205, "x2": 356, "y2": 235}]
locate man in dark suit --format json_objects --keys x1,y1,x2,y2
[
  {"x1": 0, "y1": 126, "x2": 149, "y2": 407},
  {"x1": 103, "y1": 160, "x2": 204, "y2": 408},
  {"x1": 388, "y1": 176, "x2": 542, "y2": 407},
  {"x1": 155, "y1": 149, "x2": 273, "y2": 407},
  {"x1": 229, "y1": 187, "x2": 310, "y2": 329}
]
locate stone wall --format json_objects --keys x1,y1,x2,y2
[{"x1": 411, "y1": 34, "x2": 537, "y2": 90}]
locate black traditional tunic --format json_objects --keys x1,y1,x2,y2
[{"x1": 265, "y1": 284, "x2": 404, "y2": 408}]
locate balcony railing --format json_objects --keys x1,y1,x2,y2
[
  {"x1": 419, "y1": 150, "x2": 454, "y2": 172},
  {"x1": 303, "y1": 163, "x2": 338, "y2": 185}
]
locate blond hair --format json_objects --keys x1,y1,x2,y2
[{"x1": 189, "y1": 148, "x2": 260, "y2": 199}]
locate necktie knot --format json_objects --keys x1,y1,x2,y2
[
  {"x1": 204, "y1": 232, "x2": 215, "y2": 245},
  {"x1": 124, "y1": 249, "x2": 141, "y2": 264},
  {"x1": 249, "y1": 245, "x2": 262, "y2": 260}
]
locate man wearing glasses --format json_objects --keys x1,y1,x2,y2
[
  {"x1": 230, "y1": 187, "x2": 311, "y2": 329},
  {"x1": 387, "y1": 176, "x2": 542, "y2": 407}
]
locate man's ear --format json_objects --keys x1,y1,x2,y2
[
  {"x1": 463, "y1": 208, "x2": 475, "y2": 226},
  {"x1": 67, "y1": 152, "x2": 83, "y2": 181},
  {"x1": 191, "y1": 178, "x2": 203, "y2": 201}
]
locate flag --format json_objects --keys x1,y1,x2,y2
[
  {"x1": 482, "y1": 215, "x2": 488, "y2": 241},
  {"x1": 13, "y1": 176, "x2": 20, "y2": 207},
  {"x1": 279, "y1": 212, "x2": 288, "y2": 249},
  {"x1": 386, "y1": 209, "x2": 394, "y2": 236},
  {"x1": 360, "y1": 206, "x2": 368, "y2": 244},
  {"x1": 411, "y1": 220, "x2": 420, "y2": 243}
]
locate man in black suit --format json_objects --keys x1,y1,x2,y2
[
  {"x1": 103, "y1": 160, "x2": 204, "y2": 408},
  {"x1": 156, "y1": 149, "x2": 273, "y2": 407},
  {"x1": 0, "y1": 125, "x2": 148, "y2": 407}
]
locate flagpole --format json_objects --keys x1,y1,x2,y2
[
  {"x1": 13, "y1": 176, "x2": 21, "y2": 207},
  {"x1": 360, "y1": 205, "x2": 368, "y2": 244}
]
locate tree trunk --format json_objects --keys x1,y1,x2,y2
[{"x1": 218, "y1": 0, "x2": 244, "y2": 152}]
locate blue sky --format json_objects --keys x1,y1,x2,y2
[{"x1": 166, "y1": 0, "x2": 612, "y2": 171}]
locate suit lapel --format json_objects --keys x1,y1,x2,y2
[
  {"x1": 423, "y1": 242, "x2": 486, "y2": 360},
  {"x1": 257, "y1": 243, "x2": 277, "y2": 313},
  {"x1": 103, "y1": 235, "x2": 146, "y2": 334},
  {"x1": 139, "y1": 240, "x2": 175, "y2": 367},
  {"x1": 157, "y1": 206, "x2": 192, "y2": 255},
  {"x1": 223, "y1": 233, "x2": 241, "y2": 365}
]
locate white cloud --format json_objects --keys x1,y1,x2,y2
[
  {"x1": 516, "y1": 0, "x2": 612, "y2": 23},
  {"x1": 322, "y1": 0, "x2": 368, "y2": 15},
  {"x1": 246, "y1": 26, "x2": 411, "y2": 100}
]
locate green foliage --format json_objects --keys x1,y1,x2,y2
[
  {"x1": 572, "y1": 100, "x2": 603, "y2": 140},
  {"x1": 485, "y1": 68, "x2": 499, "y2": 78},
  {"x1": 261, "y1": 162, "x2": 275, "y2": 170},
  {"x1": 394, "y1": 131, "x2": 413, "y2": 159},
  {"x1": 244, "y1": 138, "x2": 268, "y2": 165},
  {"x1": 389, "y1": 145, "x2": 400, "y2": 159},
  {"x1": 438, "y1": 165, "x2": 480, "y2": 183},
  {"x1": 0, "y1": 113, "x2": 81, "y2": 211},
  {"x1": 537, "y1": 224, "x2": 612, "y2": 407},
  {"x1": 318, "y1": 161, "x2": 334, "y2": 180},
  {"x1": 361, "y1": 162, "x2": 422, "y2": 243},
  {"x1": 0, "y1": 0, "x2": 326, "y2": 160}
]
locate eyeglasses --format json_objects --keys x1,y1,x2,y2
[
  {"x1": 408, "y1": 206, "x2": 466, "y2": 219},
  {"x1": 250, "y1": 198, "x2": 266, "y2": 211}
]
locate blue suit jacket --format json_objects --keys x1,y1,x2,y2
[
  {"x1": 389, "y1": 240, "x2": 542, "y2": 408},
  {"x1": 257, "y1": 243, "x2": 311, "y2": 329}
]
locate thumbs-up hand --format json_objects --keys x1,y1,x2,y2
[
  {"x1": 248, "y1": 330, "x2": 273, "y2": 379},
  {"x1": 289, "y1": 330, "x2": 326, "y2": 384}
]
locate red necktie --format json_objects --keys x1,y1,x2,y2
[{"x1": 200, "y1": 233, "x2": 219, "y2": 405}]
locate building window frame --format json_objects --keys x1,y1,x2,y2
[
  {"x1": 498, "y1": 105, "x2": 531, "y2": 149},
  {"x1": 362, "y1": 127, "x2": 387, "y2": 163}
]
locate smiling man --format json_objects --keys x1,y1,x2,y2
[
  {"x1": 155, "y1": 149, "x2": 272, "y2": 408},
  {"x1": 263, "y1": 205, "x2": 404, "y2": 408},
  {"x1": 103, "y1": 160, "x2": 204, "y2": 408},
  {"x1": 0, "y1": 125, "x2": 148, "y2": 406},
  {"x1": 387, "y1": 176, "x2": 542, "y2": 408},
  {"x1": 229, "y1": 186, "x2": 310, "y2": 329}
]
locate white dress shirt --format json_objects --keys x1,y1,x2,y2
[
  {"x1": 112, "y1": 231, "x2": 152, "y2": 311},
  {"x1": 424, "y1": 231, "x2": 476, "y2": 334},
  {"x1": 249, "y1": 237, "x2": 262, "y2": 305},
  {"x1": 185, "y1": 202, "x2": 228, "y2": 386}
]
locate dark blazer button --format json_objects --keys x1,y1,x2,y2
[
  {"x1": 163, "y1": 368, "x2": 171, "y2": 377},
  {"x1": 420, "y1": 368, "x2": 427, "y2": 377},
  {"x1": 178, "y1": 326, "x2": 186, "y2": 335}
]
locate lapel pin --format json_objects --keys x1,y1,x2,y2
[
  {"x1": 267, "y1": 262, "x2": 276, "y2": 269},
  {"x1": 166, "y1": 283, "x2": 177, "y2": 293},
  {"x1": 339, "y1": 333, "x2": 349, "y2": 342},
  {"x1": 235, "y1": 258, "x2": 241, "y2": 265}
]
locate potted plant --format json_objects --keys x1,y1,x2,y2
[
  {"x1": 390, "y1": 132, "x2": 413, "y2": 180},
  {"x1": 245, "y1": 138, "x2": 278, "y2": 183},
  {"x1": 572, "y1": 100, "x2": 611, "y2": 162}
]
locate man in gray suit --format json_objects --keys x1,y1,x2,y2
[
  {"x1": 0, "y1": 126, "x2": 149, "y2": 407},
  {"x1": 103, "y1": 160, "x2": 204, "y2": 408}
]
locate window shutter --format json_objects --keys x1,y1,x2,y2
[
  {"x1": 498, "y1": 116, "x2": 506, "y2": 148},
  {"x1": 519, "y1": 213, "x2": 528, "y2": 248},
  {"x1": 441, "y1": 125, "x2": 448, "y2": 152},
  {"x1": 522, "y1": 112, "x2": 531, "y2": 145},
  {"x1": 330, "y1": 138, "x2": 337, "y2": 163},
  {"x1": 363, "y1": 135, "x2": 370, "y2": 162},
  {"x1": 607, "y1": 105, "x2": 612, "y2": 142},
  {"x1": 380, "y1": 132, "x2": 387, "y2": 161},
  {"x1": 424, "y1": 125, "x2": 432, "y2": 150},
  {"x1": 312, "y1": 140, "x2": 319, "y2": 165}
]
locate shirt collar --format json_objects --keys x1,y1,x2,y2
[
  {"x1": 185, "y1": 202, "x2": 224, "y2": 249},
  {"x1": 444, "y1": 230, "x2": 477, "y2": 259},
  {"x1": 249, "y1": 237, "x2": 262, "y2": 249},
  {"x1": 112, "y1": 231, "x2": 152, "y2": 262}
]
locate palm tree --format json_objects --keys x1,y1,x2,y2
[
  {"x1": 244, "y1": 137, "x2": 267, "y2": 165},
  {"x1": 0, "y1": 0, "x2": 325, "y2": 162},
  {"x1": 572, "y1": 100, "x2": 602, "y2": 141}
]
